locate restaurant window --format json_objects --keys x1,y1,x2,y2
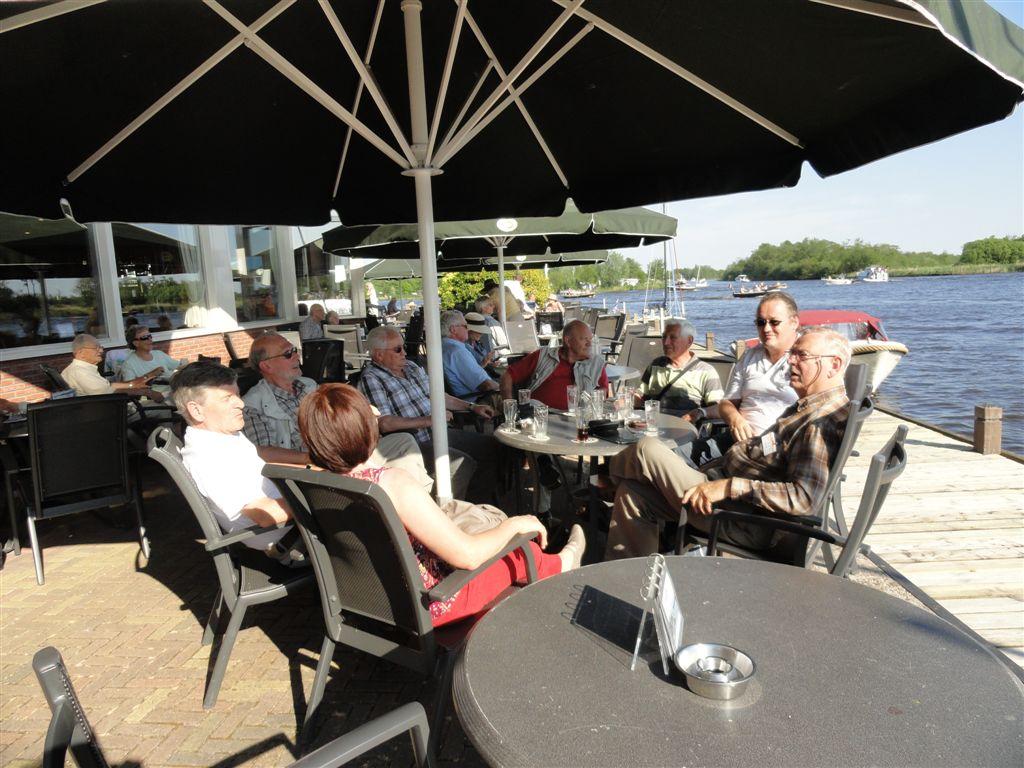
[
  {"x1": 294, "y1": 242, "x2": 352, "y2": 316},
  {"x1": 231, "y1": 226, "x2": 282, "y2": 322},
  {"x1": 0, "y1": 212, "x2": 106, "y2": 348},
  {"x1": 112, "y1": 223, "x2": 204, "y2": 332}
]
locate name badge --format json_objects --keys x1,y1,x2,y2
[{"x1": 760, "y1": 432, "x2": 778, "y2": 456}]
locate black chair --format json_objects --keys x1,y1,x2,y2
[
  {"x1": 146, "y1": 427, "x2": 313, "y2": 709},
  {"x1": 404, "y1": 312, "x2": 425, "y2": 358},
  {"x1": 197, "y1": 354, "x2": 222, "y2": 364},
  {"x1": 222, "y1": 332, "x2": 248, "y2": 369},
  {"x1": 33, "y1": 645, "x2": 434, "y2": 768},
  {"x1": 13, "y1": 395, "x2": 149, "y2": 585},
  {"x1": 364, "y1": 313, "x2": 380, "y2": 332},
  {"x1": 262, "y1": 465, "x2": 538, "y2": 749},
  {"x1": 301, "y1": 339, "x2": 346, "y2": 384},
  {"x1": 39, "y1": 364, "x2": 71, "y2": 392},
  {"x1": 534, "y1": 311, "x2": 564, "y2": 334},
  {"x1": 706, "y1": 426, "x2": 908, "y2": 578}
]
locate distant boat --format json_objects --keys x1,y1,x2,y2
[
  {"x1": 561, "y1": 286, "x2": 596, "y2": 298},
  {"x1": 733, "y1": 284, "x2": 768, "y2": 298},
  {"x1": 735, "y1": 274, "x2": 751, "y2": 283},
  {"x1": 674, "y1": 277, "x2": 707, "y2": 291},
  {"x1": 859, "y1": 266, "x2": 890, "y2": 283},
  {"x1": 822, "y1": 275, "x2": 853, "y2": 285},
  {"x1": 767, "y1": 281, "x2": 787, "y2": 291}
]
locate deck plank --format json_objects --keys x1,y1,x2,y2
[{"x1": 848, "y1": 410, "x2": 1024, "y2": 670}]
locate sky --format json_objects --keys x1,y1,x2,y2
[{"x1": 619, "y1": 1, "x2": 1024, "y2": 270}]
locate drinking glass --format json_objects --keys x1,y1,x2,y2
[
  {"x1": 502, "y1": 399, "x2": 519, "y2": 433},
  {"x1": 533, "y1": 403, "x2": 549, "y2": 440},
  {"x1": 566, "y1": 384, "x2": 579, "y2": 415},
  {"x1": 614, "y1": 391, "x2": 630, "y2": 421},
  {"x1": 592, "y1": 388, "x2": 605, "y2": 419},
  {"x1": 644, "y1": 399, "x2": 660, "y2": 436},
  {"x1": 518, "y1": 388, "x2": 532, "y2": 406},
  {"x1": 574, "y1": 391, "x2": 591, "y2": 441}
]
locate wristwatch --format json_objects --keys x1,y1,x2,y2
[{"x1": 695, "y1": 407, "x2": 706, "y2": 419}]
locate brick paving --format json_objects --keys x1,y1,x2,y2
[{"x1": 0, "y1": 463, "x2": 487, "y2": 768}]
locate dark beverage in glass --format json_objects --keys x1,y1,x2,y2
[{"x1": 577, "y1": 425, "x2": 589, "y2": 441}]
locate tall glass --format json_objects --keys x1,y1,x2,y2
[
  {"x1": 502, "y1": 399, "x2": 519, "y2": 433},
  {"x1": 614, "y1": 390, "x2": 631, "y2": 422},
  {"x1": 532, "y1": 403, "x2": 549, "y2": 440},
  {"x1": 518, "y1": 388, "x2": 532, "y2": 406},
  {"x1": 592, "y1": 388, "x2": 605, "y2": 419},
  {"x1": 566, "y1": 384, "x2": 579, "y2": 415},
  {"x1": 644, "y1": 399, "x2": 660, "y2": 436},
  {"x1": 574, "y1": 391, "x2": 591, "y2": 441}
]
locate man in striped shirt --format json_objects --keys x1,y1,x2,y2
[{"x1": 604, "y1": 327, "x2": 852, "y2": 560}]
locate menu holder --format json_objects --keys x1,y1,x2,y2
[{"x1": 630, "y1": 553, "x2": 685, "y2": 674}]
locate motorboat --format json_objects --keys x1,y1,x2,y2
[
  {"x1": 859, "y1": 266, "x2": 890, "y2": 282},
  {"x1": 731, "y1": 309, "x2": 907, "y2": 392},
  {"x1": 735, "y1": 274, "x2": 751, "y2": 282},
  {"x1": 560, "y1": 285, "x2": 596, "y2": 298},
  {"x1": 732, "y1": 284, "x2": 768, "y2": 298},
  {"x1": 822, "y1": 275, "x2": 853, "y2": 285}
]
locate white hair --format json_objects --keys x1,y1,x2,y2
[
  {"x1": 800, "y1": 327, "x2": 852, "y2": 370},
  {"x1": 366, "y1": 325, "x2": 401, "y2": 351},
  {"x1": 71, "y1": 333, "x2": 99, "y2": 353},
  {"x1": 664, "y1": 319, "x2": 696, "y2": 340},
  {"x1": 439, "y1": 310, "x2": 465, "y2": 338}
]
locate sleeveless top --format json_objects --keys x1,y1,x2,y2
[{"x1": 346, "y1": 465, "x2": 460, "y2": 619}]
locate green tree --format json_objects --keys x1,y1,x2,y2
[{"x1": 959, "y1": 236, "x2": 1024, "y2": 265}]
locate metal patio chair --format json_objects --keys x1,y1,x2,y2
[
  {"x1": 302, "y1": 339, "x2": 347, "y2": 384},
  {"x1": 14, "y1": 395, "x2": 149, "y2": 585},
  {"x1": 34, "y1": 645, "x2": 433, "y2": 768},
  {"x1": 505, "y1": 320, "x2": 540, "y2": 355},
  {"x1": 262, "y1": 465, "x2": 538, "y2": 750},
  {"x1": 146, "y1": 427, "x2": 313, "y2": 709}
]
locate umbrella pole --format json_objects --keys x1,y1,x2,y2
[
  {"x1": 497, "y1": 244, "x2": 507, "y2": 332},
  {"x1": 404, "y1": 0, "x2": 452, "y2": 502}
]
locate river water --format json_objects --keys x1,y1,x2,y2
[{"x1": 573, "y1": 273, "x2": 1024, "y2": 454}]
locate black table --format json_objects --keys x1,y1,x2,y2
[{"x1": 453, "y1": 557, "x2": 1024, "y2": 767}]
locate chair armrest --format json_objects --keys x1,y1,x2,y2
[
  {"x1": 706, "y1": 507, "x2": 833, "y2": 556},
  {"x1": 205, "y1": 521, "x2": 290, "y2": 551},
  {"x1": 426, "y1": 532, "x2": 538, "y2": 602},
  {"x1": 287, "y1": 702, "x2": 430, "y2": 768}
]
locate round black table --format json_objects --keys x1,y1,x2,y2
[{"x1": 453, "y1": 557, "x2": 1024, "y2": 767}]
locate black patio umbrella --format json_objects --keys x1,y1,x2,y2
[{"x1": 2, "y1": 0, "x2": 1021, "y2": 498}]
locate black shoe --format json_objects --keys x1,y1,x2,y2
[{"x1": 538, "y1": 459, "x2": 562, "y2": 490}]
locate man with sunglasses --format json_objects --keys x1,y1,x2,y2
[
  {"x1": 242, "y1": 332, "x2": 431, "y2": 490},
  {"x1": 605, "y1": 327, "x2": 852, "y2": 560}
]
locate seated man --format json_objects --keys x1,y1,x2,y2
[
  {"x1": 61, "y1": 333, "x2": 163, "y2": 400},
  {"x1": 605, "y1": 328, "x2": 852, "y2": 560},
  {"x1": 242, "y1": 332, "x2": 432, "y2": 491},
  {"x1": 638, "y1": 319, "x2": 723, "y2": 416},
  {"x1": 171, "y1": 361, "x2": 300, "y2": 566},
  {"x1": 358, "y1": 325, "x2": 498, "y2": 503},
  {"x1": 440, "y1": 310, "x2": 500, "y2": 407},
  {"x1": 499, "y1": 319, "x2": 608, "y2": 410},
  {"x1": 299, "y1": 303, "x2": 325, "y2": 341}
]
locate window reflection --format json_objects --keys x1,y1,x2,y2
[
  {"x1": 231, "y1": 226, "x2": 281, "y2": 322},
  {"x1": 294, "y1": 241, "x2": 352, "y2": 315},
  {"x1": 0, "y1": 213, "x2": 105, "y2": 348}
]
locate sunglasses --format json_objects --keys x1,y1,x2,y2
[
  {"x1": 755, "y1": 318, "x2": 788, "y2": 328},
  {"x1": 136, "y1": 334, "x2": 153, "y2": 341},
  {"x1": 266, "y1": 346, "x2": 299, "y2": 361},
  {"x1": 388, "y1": 345, "x2": 405, "y2": 353}
]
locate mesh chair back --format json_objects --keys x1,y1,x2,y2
[
  {"x1": 624, "y1": 336, "x2": 663, "y2": 372},
  {"x1": 820, "y1": 364, "x2": 874, "y2": 508},
  {"x1": 595, "y1": 314, "x2": 625, "y2": 342},
  {"x1": 264, "y1": 467, "x2": 434, "y2": 648},
  {"x1": 582, "y1": 307, "x2": 600, "y2": 332},
  {"x1": 365, "y1": 313, "x2": 380, "y2": 331},
  {"x1": 506, "y1": 321, "x2": 539, "y2": 354},
  {"x1": 563, "y1": 304, "x2": 582, "y2": 322},
  {"x1": 302, "y1": 339, "x2": 346, "y2": 383},
  {"x1": 33, "y1": 647, "x2": 109, "y2": 768},
  {"x1": 404, "y1": 313, "x2": 424, "y2": 349},
  {"x1": 222, "y1": 332, "x2": 245, "y2": 364},
  {"x1": 534, "y1": 311, "x2": 564, "y2": 334},
  {"x1": 27, "y1": 395, "x2": 131, "y2": 505},
  {"x1": 146, "y1": 427, "x2": 242, "y2": 596},
  {"x1": 38, "y1": 364, "x2": 71, "y2": 392}
]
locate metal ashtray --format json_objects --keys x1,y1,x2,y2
[{"x1": 674, "y1": 643, "x2": 755, "y2": 700}]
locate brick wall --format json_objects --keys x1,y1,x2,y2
[{"x1": 0, "y1": 329, "x2": 268, "y2": 402}]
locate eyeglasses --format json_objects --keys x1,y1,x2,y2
[
  {"x1": 755, "y1": 318, "x2": 788, "y2": 328},
  {"x1": 389, "y1": 345, "x2": 405, "y2": 354},
  {"x1": 265, "y1": 346, "x2": 299, "y2": 361},
  {"x1": 136, "y1": 334, "x2": 153, "y2": 341},
  {"x1": 788, "y1": 349, "x2": 837, "y2": 362}
]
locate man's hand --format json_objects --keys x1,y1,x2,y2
[
  {"x1": 472, "y1": 403, "x2": 495, "y2": 419},
  {"x1": 727, "y1": 414, "x2": 755, "y2": 442},
  {"x1": 681, "y1": 479, "x2": 729, "y2": 516},
  {"x1": 682, "y1": 408, "x2": 702, "y2": 423},
  {"x1": 445, "y1": 409, "x2": 455, "y2": 423},
  {"x1": 147, "y1": 390, "x2": 165, "y2": 403},
  {"x1": 482, "y1": 350, "x2": 495, "y2": 367}
]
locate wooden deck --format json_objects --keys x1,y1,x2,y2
[{"x1": 842, "y1": 409, "x2": 1024, "y2": 668}]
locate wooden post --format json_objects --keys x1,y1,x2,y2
[
  {"x1": 973, "y1": 404, "x2": 1002, "y2": 454},
  {"x1": 733, "y1": 338, "x2": 747, "y2": 363},
  {"x1": 705, "y1": 331, "x2": 715, "y2": 353}
]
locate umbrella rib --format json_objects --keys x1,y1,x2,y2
[
  {"x1": 319, "y1": 0, "x2": 416, "y2": 166},
  {"x1": 808, "y1": 0, "x2": 935, "y2": 28},
  {"x1": 550, "y1": 0, "x2": 803, "y2": 148},
  {"x1": 425, "y1": 0, "x2": 469, "y2": 165},
  {"x1": 204, "y1": 0, "x2": 409, "y2": 169},
  {"x1": 433, "y1": 20, "x2": 592, "y2": 174},
  {"x1": 0, "y1": 0, "x2": 104, "y2": 34},
  {"x1": 333, "y1": 0, "x2": 386, "y2": 198},
  {"x1": 65, "y1": 0, "x2": 295, "y2": 184},
  {"x1": 437, "y1": 60, "x2": 495, "y2": 157},
  {"x1": 434, "y1": 0, "x2": 587, "y2": 169}
]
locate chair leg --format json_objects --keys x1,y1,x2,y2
[
  {"x1": 131, "y1": 454, "x2": 150, "y2": 560},
  {"x1": 303, "y1": 636, "x2": 336, "y2": 732},
  {"x1": 203, "y1": 603, "x2": 245, "y2": 709},
  {"x1": 427, "y1": 651, "x2": 457, "y2": 760},
  {"x1": 202, "y1": 590, "x2": 225, "y2": 646},
  {"x1": 26, "y1": 512, "x2": 44, "y2": 585},
  {"x1": 5, "y1": 471, "x2": 20, "y2": 556}
]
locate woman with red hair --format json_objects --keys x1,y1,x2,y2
[{"x1": 298, "y1": 384, "x2": 585, "y2": 627}]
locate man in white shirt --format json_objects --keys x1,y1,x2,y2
[
  {"x1": 172, "y1": 360, "x2": 299, "y2": 564},
  {"x1": 61, "y1": 333, "x2": 162, "y2": 399}
]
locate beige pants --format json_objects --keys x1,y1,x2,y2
[{"x1": 373, "y1": 432, "x2": 433, "y2": 492}]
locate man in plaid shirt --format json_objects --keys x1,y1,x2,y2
[
  {"x1": 358, "y1": 326, "x2": 498, "y2": 503},
  {"x1": 605, "y1": 328, "x2": 852, "y2": 560}
]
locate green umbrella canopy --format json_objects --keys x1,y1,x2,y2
[
  {"x1": 321, "y1": 200, "x2": 676, "y2": 261},
  {"x1": 361, "y1": 250, "x2": 608, "y2": 280}
]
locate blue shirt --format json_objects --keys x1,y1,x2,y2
[{"x1": 441, "y1": 337, "x2": 491, "y2": 398}]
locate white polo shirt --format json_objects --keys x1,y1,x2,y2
[
  {"x1": 723, "y1": 344, "x2": 798, "y2": 436},
  {"x1": 180, "y1": 426, "x2": 288, "y2": 550},
  {"x1": 61, "y1": 358, "x2": 114, "y2": 396}
]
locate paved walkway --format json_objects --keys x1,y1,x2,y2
[{"x1": 0, "y1": 465, "x2": 485, "y2": 768}]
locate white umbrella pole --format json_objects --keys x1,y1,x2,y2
[
  {"x1": 404, "y1": 0, "x2": 451, "y2": 501},
  {"x1": 497, "y1": 244, "x2": 507, "y2": 332}
]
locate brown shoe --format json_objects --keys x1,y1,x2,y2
[{"x1": 559, "y1": 524, "x2": 586, "y2": 571}]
